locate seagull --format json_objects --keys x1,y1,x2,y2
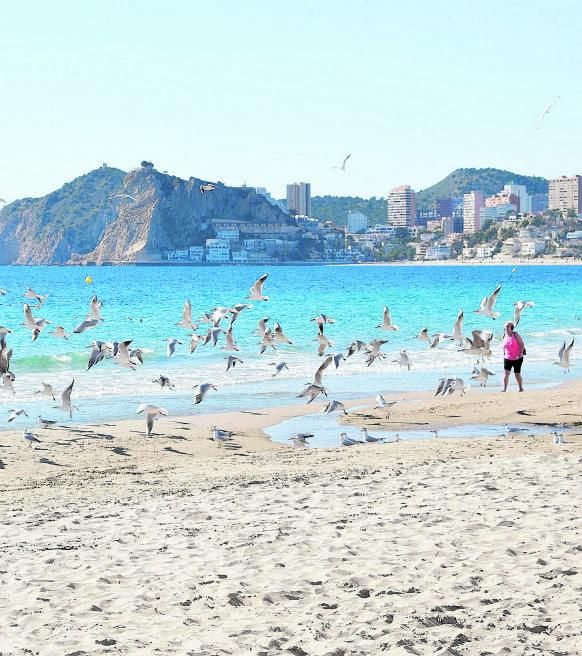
[
  {"x1": 474, "y1": 284, "x2": 502, "y2": 319},
  {"x1": 24, "y1": 288, "x2": 48, "y2": 305},
  {"x1": 374, "y1": 394, "x2": 397, "y2": 418},
  {"x1": 165, "y1": 338, "x2": 182, "y2": 357},
  {"x1": 452, "y1": 309, "x2": 464, "y2": 345},
  {"x1": 331, "y1": 352, "x2": 345, "y2": 369},
  {"x1": 513, "y1": 300, "x2": 535, "y2": 327},
  {"x1": 37, "y1": 416, "x2": 57, "y2": 429},
  {"x1": 88, "y1": 296, "x2": 104, "y2": 322},
  {"x1": 470, "y1": 365, "x2": 496, "y2": 387},
  {"x1": 417, "y1": 328, "x2": 430, "y2": 342},
  {"x1": 247, "y1": 273, "x2": 269, "y2": 301},
  {"x1": 435, "y1": 377, "x2": 468, "y2": 396},
  {"x1": 259, "y1": 328, "x2": 277, "y2": 354},
  {"x1": 211, "y1": 426, "x2": 234, "y2": 446},
  {"x1": 430, "y1": 429, "x2": 439, "y2": 439},
  {"x1": 377, "y1": 306, "x2": 399, "y2": 331},
  {"x1": 332, "y1": 153, "x2": 351, "y2": 171},
  {"x1": 114, "y1": 340, "x2": 138, "y2": 369},
  {"x1": 222, "y1": 326, "x2": 239, "y2": 351},
  {"x1": 130, "y1": 347, "x2": 144, "y2": 365},
  {"x1": 536, "y1": 96, "x2": 560, "y2": 129},
  {"x1": 322, "y1": 400, "x2": 347, "y2": 415},
  {"x1": 1, "y1": 372, "x2": 16, "y2": 395},
  {"x1": 345, "y1": 339, "x2": 366, "y2": 357},
  {"x1": 315, "y1": 324, "x2": 333, "y2": 357},
  {"x1": 34, "y1": 383, "x2": 56, "y2": 401},
  {"x1": 8, "y1": 409, "x2": 28, "y2": 422},
  {"x1": 109, "y1": 193, "x2": 137, "y2": 201},
  {"x1": 458, "y1": 330, "x2": 493, "y2": 360},
  {"x1": 552, "y1": 431, "x2": 565, "y2": 445},
  {"x1": 288, "y1": 433, "x2": 312, "y2": 448},
  {"x1": 201, "y1": 327, "x2": 220, "y2": 345},
  {"x1": 73, "y1": 318, "x2": 100, "y2": 334},
  {"x1": 152, "y1": 375, "x2": 175, "y2": 390},
  {"x1": 229, "y1": 303, "x2": 253, "y2": 323},
  {"x1": 339, "y1": 432, "x2": 363, "y2": 447},
  {"x1": 23, "y1": 304, "x2": 50, "y2": 340},
  {"x1": 554, "y1": 337, "x2": 574, "y2": 373},
  {"x1": 51, "y1": 326, "x2": 70, "y2": 340},
  {"x1": 269, "y1": 361, "x2": 289, "y2": 377},
  {"x1": 87, "y1": 340, "x2": 111, "y2": 370},
  {"x1": 311, "y1": 313, "x2": 335, "y2": 325},
  {"x1": 193, "y1": 383, "x2": 218, "y2": 405},
  {"x1": 273, "y1": 322, "x2": 293, "y2": 344},
  {"x1": 361, "y1": 427, "x2": 384, "y2": 443},
  {"x1": 312, "y1": 355, "x2": 333, "y2": 386},
  {"x1": 55, "y1": 380, "x2": 77, "y2": 418},
  {"x1": 365, "y1": 339, "x2": 388, "y2": 366},
  {"x1": 136, "y1": 404, "x2": 168, "y2": 436},
  {"x1": 189, "y1": 334, "x2": 204, "y2": 354},
  {"x1": 23, "y1": 428, "x2": 41, "y2": 449},
  {"x1": 504, "y1": 424, "x2": 528, "y2": 434},
  {"x1": 393, "y1": 350, "x2": 411, "y2": 370},
  {"x1": 225, "y1": 355, "x2": 243, "y2": 371},
  {"x1": 255, "y1": 317, "x2": 270, "y2": 335},
  {"x1": 297, "y1": 384, "x2": 327, "y2": 404},
  {"x1": 200, "y1": 182, "x2": 217, "y2": 194},
  {"x1": 429, "y1": 333, "x2": 451, "y2": 349}
]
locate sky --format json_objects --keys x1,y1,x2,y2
[{"x1": 1, "y1": 0, "x2": 581, "y2": 202}]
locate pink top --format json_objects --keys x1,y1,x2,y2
[{"x1": 503, "y1": 334, "x2": 521, "y2": 360}]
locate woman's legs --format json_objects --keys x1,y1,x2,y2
[
  {"x1": 515, "y1": 372, "x2": 524, "y2": 392},
  {"x1": 503, "y1": 369, "x2": 510, "y2": 391}
]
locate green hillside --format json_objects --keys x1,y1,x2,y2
[
  {"x1": 310, "y1": 196, "x2": 387, "y2": 225},
  {"x1": 416, "y1": 168, "x2": 548, "y2": 209}
]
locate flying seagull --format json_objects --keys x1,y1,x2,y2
[
  {"x1": 322, "y1": 400, "x2": 347, "y2": 415},
  {"x1": 452, "y1": 309, "x2": 464, "y2": 345},
  {"x1": 374, "y1": 394, "x2": 397, "y2": 418},
  {"x1": 24, "y1": 288, "x2": 48, "y2": 305},
  {"x1": 247, "y1": 273, "x2": 269, "y2": 301},
  {"x1": 200, "y1": 183, "x2": 217, "y2": 194},
  {"x1": 136, "y1": 404, "x2": 168, "y2": 436},
  {"x1": 225, "y1": 355, "x2": 243, "y2": 371},
  {"x1": 536, "y1": 96, "x2": 560, "y2": 129},
  {"x1": 393, "y1": 350, "x2": 411, "y2": 370},
  {"x1": 51, "y1": 326, "x2": 70, "y2": 340},
  {"x1": 377, "y1": 306, "x2": 399, "y2": 331},
  {"x1": 474, "y1": 284, "x2": 502, "y2": 319},
  {"x1": 34, "y1": 383, "x2": 56, "y2": 401},
  {"x1": 165, "y1": 338, "x2": 182, "y2": 357},
  {"x1": 109, "y1": 193, "x2": 137, "y2": 201},
  {"x1": 8, "y1": 408, "x2": 28, "y2": 423},
  {"x1": 54, "y1": 379, "x2": 77, "y2": 418},
  {"x1": 332, "y1": 153, "x2": 351, "y2": 171},
  {"x1": 152, "y1": 375, "x2": 175, "y2": 390},
  {"x1": 513, "y1": 300, "x2": 535, "y2": 327},
  {"x1": 193, "y1": 383, "x2": 218, "y2": 405},
  {"x1": 470, "y1": 365, "x2": 496, "y2": 387},
  {"x1": 269, "y1": 361, "x2": 289, "y2": 377},
  {"x1": 554, "y1": 337, "x2": 574, "y2": 373},
  {"x1": 297, "y1": 384, "x2": 327, "y2": 404}
]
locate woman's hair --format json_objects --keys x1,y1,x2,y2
[{"x1": 504, "y1": 321, "x2": 514, "y2": 330}]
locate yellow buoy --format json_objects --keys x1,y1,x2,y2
[{"x1": 85, "y1": 275, "x2": 93, "y2": 284}]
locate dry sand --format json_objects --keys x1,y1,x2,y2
[{"x1": 0, "y1": 383, "x2": 581, "y2": 655}]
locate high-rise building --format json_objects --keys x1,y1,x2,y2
[
  {"x1": 503, "y1": 184, "x2": 531, "y2": 214},
  {"x1": 387, "y1": 185, "x2": 416, "y2": 227},
  {"x1": 286, "y1": 182, "x2": 311, "y2": 217},
  {"x1": 548, "y1": 176, "x2": 582, "y2": 214},
  {"x1": 531, "y1": 192, "x2": 548, "y2": 214},
  {"x1": 436, "y1": 197, "x2": 453, "y2": 218},
  {"x1": 463, "y1": 191, "x2": 485, "y2": 233},
  {"x1": 347, "y1": 211, "x2": 368, "y2": 233}
]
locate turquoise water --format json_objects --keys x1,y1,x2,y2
[{"x1": 0, "y1": 264, "x2": 580, "y2": 426}]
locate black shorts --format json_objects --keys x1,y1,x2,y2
[{"x1": 504, "y1": 357, "x2": 523, "y2": 373}]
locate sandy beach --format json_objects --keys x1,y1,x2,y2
[{"x1": 1, "y1": 383, "x2": 581, "y2": 655}]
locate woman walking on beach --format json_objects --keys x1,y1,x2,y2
[{"x1": 502, "y1": 321, "x2": 525, "y2": 392}]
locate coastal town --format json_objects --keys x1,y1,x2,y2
[{"x1": 163, "y1": 176, "x2": 582, "y2": 265}]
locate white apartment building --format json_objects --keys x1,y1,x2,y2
[
  {"x1": 188, "y1": 246, "x2": 204, "y2": 262},
  {"x1": 231, "y1": 250, "x2": 249, "y2": 263},
  {"x1": 387, "y1": 185, "x2": 416, "y2": 227},
  {"x1": 205, "y1": 238, "x2": 230, "y2": 263},
  {"x1": 520, "y1": 239, "x2": 546, "y2": 256},
  {"x1": 548, "y1": 175, "x2": 582, "y2": 214},
  {"x1": 463, "y1": 191, "x2": 485, "y2": 233}
]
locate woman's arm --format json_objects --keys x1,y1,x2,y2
[{"x1": 515, "y1": 332, "x2": 525, "y2": 356}]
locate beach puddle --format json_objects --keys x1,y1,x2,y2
[{"x1": 265, "y1": 412, "x2": 550, "y2": 448}]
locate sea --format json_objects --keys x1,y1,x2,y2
[{"x1": 0, "y1": 264, "x2": 580, "y2": 428}]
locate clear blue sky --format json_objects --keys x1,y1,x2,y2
[{"x1": 1, "y1": 0, "x2": 580, "y2": 202}]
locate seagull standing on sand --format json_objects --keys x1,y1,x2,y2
[
  {"x1": 54, "y1": 380, "x2": 77, "y2": 418},
  {"x1": 554, "y1": 337, "x2": 574, "y2": 373},
  {"x1": 361, "y1": 427, "x2": 384, "y2": 443},
  {"x1": 211, "y1": 426, "x2": 234, "y2": 446},
  {"x1": 193, "y1": 383, "x2": 218, "y2": 405},
  {"x1": 269, "y1": 361, "x2": 289, "y2": 377},
  {"x1": 470, "y1": 365, "x2": 496, "y2": 387},
  {"x1": 430, "y1": 429, "x2": 439, "y2": 439},
  {"x1": 339, "y1": 432, "x2": 363, "y2": 447},
  {"x1": 35, "y1": 382, "x2": 56, "y2": 401},
  {"x1": 37, "y1": 416, "x2": 57, "y2": 429},
  {"x1": 136, "y1": 404, "x2": 168, "y2": 436},
  {"x1": 23, "y1": 428, "x2": 41, "y2": 449},
  {"x1": 288, "y1": 433, "x2": 312, "y2": 448},
  {"x1": 474, "y1": 284, "x2": 502, "y2": 319},
  {"x1": 247, "y1": 273, "x2": 269, "y2": 301},
  {"x1": 513, "y1": 300, "x2": 535, "y2": 327},
  {"x1": 377, "y1": 306, "x2": 399, "y2": 331}
]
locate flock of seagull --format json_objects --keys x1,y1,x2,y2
[{"x1": 0, "y1": 273, "x2": 576, "y2": 451}]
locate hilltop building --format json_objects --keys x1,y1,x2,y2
[
  {"x1": 503, "y1": 184, "x2": 531, "y2": 213},
  {"x1": 548, "y1": 175, "x2": 582, "y2": 214},
  {"x1": 463, "y1": 191, "x2": 485, "y2": 233},
  {"x1": 286, "y1": 182, "x2": 311, "y2": 217},
  {"x1": 387, "y1": 185, "x2": 416, "y2": 227}
]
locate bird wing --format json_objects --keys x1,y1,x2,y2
[{"x1": 61, "y1": 380, "x2": 74, "y2": 404}]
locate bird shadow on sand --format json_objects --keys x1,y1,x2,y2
[
  {"x1": 111, "y1": 446, "x2": 130, "y2": 457},
  {"x1": 163, "y1": 446, "x2": 193, "y2": 456},
  {"x1": 171, "y1": 421, "x2": 191, "y2": 426},
  {"x1": 0, "y1": 459, "x2": 5, "y2": 469},
  {"x1": 39, "y1": 457, "x2": 67, "y2": 467},
  {"x1": 0, "y1": 444, "x2": 11, "y2": 449},
  {"x1": 240, "y1": 411, "x2": 266, "y2": 416}
]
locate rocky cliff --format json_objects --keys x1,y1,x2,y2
[{"x1": 0, "y1": 164, "x2": 294, "y2": 264}]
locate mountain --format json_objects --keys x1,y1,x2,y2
[
  {"x1": 0, "y1": 164, "x2": 293, "y2": 264},
  {"x1": 310, "y1": 196, "x2": 387, "y2": 225},
  {"x1": 415, "y1": 167, "x2": 549, "y2": 210}
]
